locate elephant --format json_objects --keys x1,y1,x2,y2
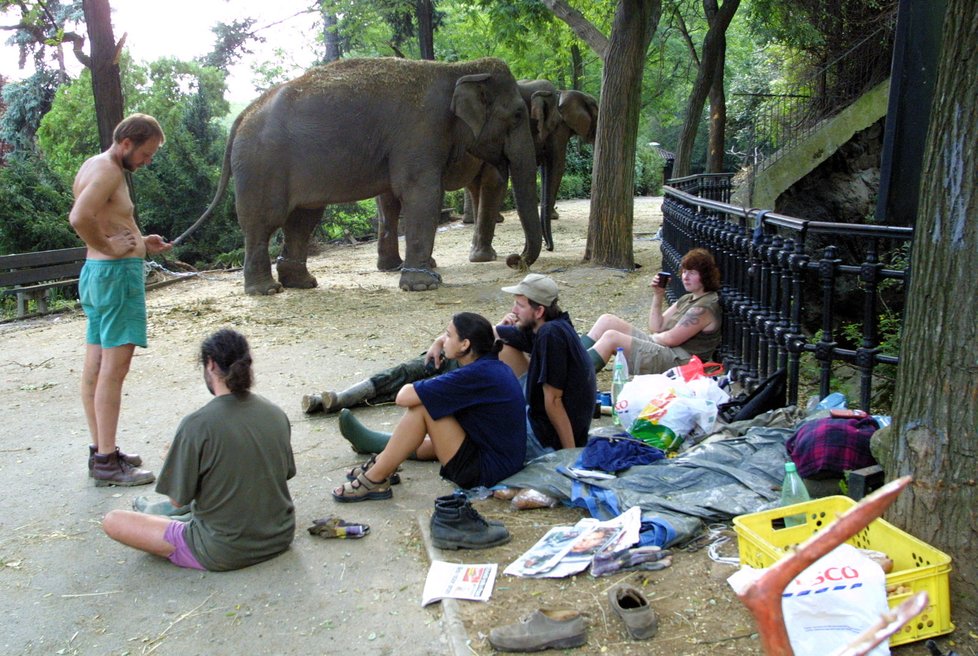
[
  {"x1": 463, "y1": 81, "x2": 599, "y2": 252},
  {"x1": 180, "y1": 57, "x2": 541, "y2": 294}
]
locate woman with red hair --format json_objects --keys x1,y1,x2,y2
[{"x1": 582, "y1": 248, "x2": 722, "y2": 374}]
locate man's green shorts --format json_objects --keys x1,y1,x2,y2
[{"x1": 80, "y1": 258, "x2": 147, "y2": 348}]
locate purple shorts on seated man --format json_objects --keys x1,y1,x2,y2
[{"x1": 164, "y1": 521, "x2": 206, "y2": 570}]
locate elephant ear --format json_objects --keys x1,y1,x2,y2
[
  {"x1": 530, "y1": 90, "x2": 562, "y2": 142},
  {"x1": 451, "y1": 73, "x2": 492, "y2": 145},
  {"x1": 560, "y1": 91, "x2": 599, "y2": 144}
]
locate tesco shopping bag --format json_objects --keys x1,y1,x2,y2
[{"x1": 730, "y1": 543, "x2": 890, "y2": 656}]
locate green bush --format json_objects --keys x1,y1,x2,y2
[
  {"x1": 557, "y1": 173, "x2": 587, "y2": 200},
  {"x1": 0, "y1": 153, "x2": 79, "y2": 254},
  {"x1": 319, "y1": 200, "x2": 377, "y2": 241},
  {"x1": 634, "y1": 143, "x2": 665, "y2": 195}
]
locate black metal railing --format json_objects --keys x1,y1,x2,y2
[
  {"x1": 661, "y1": 179, "x2": 912, "y2": 412},
  {"x1": 666, "y1": 173, "x2": 735, "y2": 204}
]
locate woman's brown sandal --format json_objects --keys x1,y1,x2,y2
[
  {"x1": 332, "y1": 472, "x2": 393, "y2": 503},
  {"x1": 346, "y1": 456, "x2": 400, "y2": 485}
]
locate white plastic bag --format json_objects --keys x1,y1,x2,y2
[
  {"x1": 614, "y1": 374, "x2": 687, "y2": 431},
  {"x1": 729, "y1": 543, "x2": 890, "y2": 656}
]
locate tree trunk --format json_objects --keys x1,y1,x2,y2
[
  {"x1": 323, "y1": 12, "x2": 341, "y2": 63},
  {"x1": 706, "y1": 32, "x2": 726, "y2": 173},
  {"x1": 584, "y1": 0, "x2": 660, "y2": 267},
  {"x1": 416, "y1": 0, "x2": 435, "y2": 60},
  {"x1": 874, "y1": 0, "x2": 978, "y2": 629},
  {"x1": 672, "y1": 0, "x2": 739, "y2": 177},
  {"x1": 82, "y1": 0, "x2": 125, "y2": 151},
  {"x1": 570, "y1": 43, "x2": 583, "y2": 90}
]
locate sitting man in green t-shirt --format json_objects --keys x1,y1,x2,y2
[{"x1": 102, "y1": 329, "x2": 296, "y2": 571}]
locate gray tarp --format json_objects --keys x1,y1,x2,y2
[{"x1": 499, "y1": 407, "x2": 806, "y2": 546}]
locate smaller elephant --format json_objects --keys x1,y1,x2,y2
[{"x1": 465, "y1": 82, "x2": 598, "y2": 252}]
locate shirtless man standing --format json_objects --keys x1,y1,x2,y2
[{"x1": 69, "y1": 113, "x2": 172, "y2": 486}]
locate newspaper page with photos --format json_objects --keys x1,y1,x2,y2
[
  {"x1": 503, "y1": 507, "x2": 642, "y2": 578},
  {"x1": 421, "y1": 560, "x2": 497, "y2": 606}
]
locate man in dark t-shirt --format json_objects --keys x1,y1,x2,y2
[{"x1": 495, "y1": 274, "x2": 596, "y2": 459}]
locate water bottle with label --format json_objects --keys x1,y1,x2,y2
[
  {"x1": 781, "y1": 462, "x2": 811, "y2": 527},
  {"x1": 611, "y1": 347, "x2": 629, "y2": 427}
]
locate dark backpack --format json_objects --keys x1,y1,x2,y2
[{"x1": 718, "y1": 368, "x2": 787, "y2": 423}]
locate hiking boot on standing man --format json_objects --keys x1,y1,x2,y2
[{"x1": 69, "y1": 113, "x2": 172, "y2": 486}]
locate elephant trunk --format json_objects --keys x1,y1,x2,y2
[{"x1": 505, "y1": 147, "x2": 542, "y2": 270}]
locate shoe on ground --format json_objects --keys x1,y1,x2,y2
[
  {"x1": 433, "y1": 493, "x2": 504, "y2": 527},
  {"x1": 430, "y1": 499, "x2": 510, "y2": 550},
  {"x1": 488, "y1": 609, "x2": 586, "y2": 652},
  {"x1": 608, "y1": 584, "x2": 658, "y2": 639},
  {"x1": 88, "y1": 445, "x2": 142, "y2": 477},
  {"x1": 92, "y1": 450, "x2": 155, "y2": 487}
]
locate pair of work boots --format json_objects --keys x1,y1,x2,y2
[
  {"x1": 89, "y1": 446, "x2": 155, "y2": 487},
  {"x1": 430, "y1": 493, "x2": 510, "y2": 550}
]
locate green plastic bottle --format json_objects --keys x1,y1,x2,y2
[{"x1": 781, "y1": 462, "x2": 810, "y2": 527}]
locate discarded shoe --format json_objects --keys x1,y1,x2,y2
[
  {"x1": 88, "y1": 445, "x2": 142, "y2": 477},
  {"x1": 92, "y1": 450, "x2": 155, "y2": 487},
  {"x1": 132, "y1": 495, "x2": 191, "y2": 522},
  {"x1": 608, "y1": 584, "x2": 658, "y2": 640},
  {"x1": 308, "y1": 515, "x2": 370, "y2": 539},
  {"x1": 430, "y1": 495, "x2": 510, "y2": 550},
  {"x1": 332, "y1": 471, "x2": 393, "y2": 502},
  {"x1": 591, "y1": 546, "x2": 672, "y2": 577},
  {"x1": 489, "y1": 609, "x2": 586, "y2": 652}
]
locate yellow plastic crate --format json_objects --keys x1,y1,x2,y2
[{"x1": 733, "y1": 495, "x2": 953, "y2": 646}]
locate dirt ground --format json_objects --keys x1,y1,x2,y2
[{"x1": 0, "y1": 199, "x2": 958, "y2": 655}]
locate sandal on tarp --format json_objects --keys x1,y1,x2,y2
[
  {"x1": 333, "y1": 472, "x2": 393, "y2": 502},
  {"x1": 346, "y1": 456, "x2": 401, "y2": 485}
]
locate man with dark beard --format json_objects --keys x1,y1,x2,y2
[{"x1": 69, "y1": 113, "x2": 172, "y2": 486}]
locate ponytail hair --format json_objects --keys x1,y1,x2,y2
[
  {"x1": 200, "y1": 328, "x2": 253, "y2": 394},
  {"x1": 451, "y1": 312, "x2": 501, "y2": 358}
]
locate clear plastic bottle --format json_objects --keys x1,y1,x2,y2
[
  {"x1": 781, "y1": 462, "x2": 811, "y2": 527},
  {"x1": 611, "y1": 347, "x2": 629, "y2": 427}
]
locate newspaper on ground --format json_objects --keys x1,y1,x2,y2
[
  {"x1": 421, "y1": 560, "x2": 497, "y2": 606},
  {"x1": 503, "y1": 506, "x2": 642, "y2": 578}
]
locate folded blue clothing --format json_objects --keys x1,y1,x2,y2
[{"x1": 576, "y1": 433, "x2": 665, "y2": 472}]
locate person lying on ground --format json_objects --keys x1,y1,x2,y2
[
  {"x1": 306, "y1": 274, "x2": 596, "y2": 463},
  {"x1": 332, "y1": 312, "x2": 527, "y2": 502},
  {"x1": 580, "y1": 247, "x2": 722, "y2": 375},
  {"x1": 102, "y1": 328, "x2": 296, "y2": 571}
]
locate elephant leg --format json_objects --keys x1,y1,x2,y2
[
  {"x1": 241, "y1": 225, "x2": 283, "y2": 296},
  {"x1": 376, "y1": 193, "x2": 403, "y2": 271},
  {"x1": 462, "y1": 189, "x2": 476, "y2": 225},
  {"x1": 469, "y1": 167, "x2": 507, "y2": 263},
  {"x1": 397, "y1": 187, "x2": 443, "y2": 291},
  {"x1": 276, "y1": 207, "x2": 322, "y2": 289}
]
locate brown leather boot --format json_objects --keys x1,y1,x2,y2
[
  {"x1": 92, "y1": 450, "x2": 155, "y2": 487},
  {"x1": 88, "y1": 445, "x2": 142, "y2": 477}
]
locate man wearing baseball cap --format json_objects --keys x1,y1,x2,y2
[{"x1": 495, "y1": 274, "x2": 596, "y2": 460}]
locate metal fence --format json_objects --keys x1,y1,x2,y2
[{"x1": 660, "y1": 180, "x2": 912, "y2": 412}]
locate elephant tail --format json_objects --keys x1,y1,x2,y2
[{"x1": 172, "y1": 110, "x2": 244, "y2": 246}]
